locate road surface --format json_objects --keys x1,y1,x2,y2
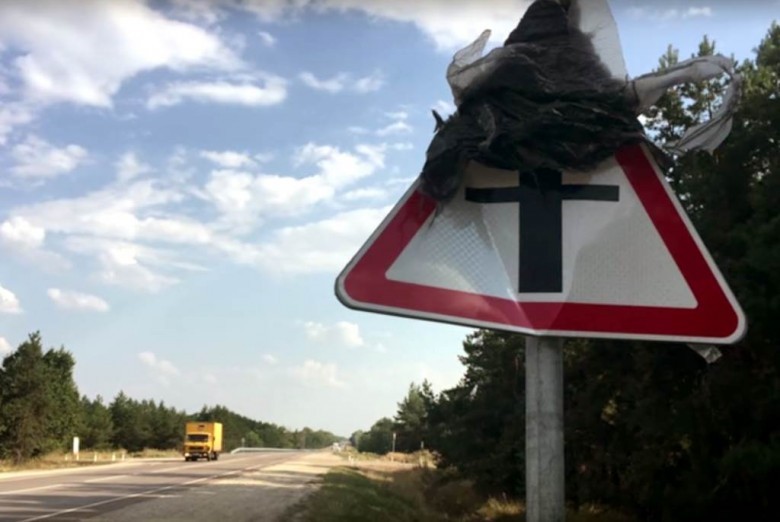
[{"x1": 0, "y1": 451, "x2": 330, "y2": 521}]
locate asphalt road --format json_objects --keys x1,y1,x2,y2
[{"x1": 0, "y1": 451, "x2": 305, "y2": 521}]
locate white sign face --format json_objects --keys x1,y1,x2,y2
[
  {"x1": 336, "y1": 145, "x2": 746, "y2": 344},
  {"x1": 72, "y1": 436, "x2": 80, "y2": 455}
]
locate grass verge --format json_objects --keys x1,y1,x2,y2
[
  {"x1": 0, "y1": 448, "x2": 182, "y2": 473},
  {"x1": 291, "y1": 453, "x2": 637, "y2": 522},
  {"x1": 290, "y1": 467, "x2": 444, "y2": 521}
]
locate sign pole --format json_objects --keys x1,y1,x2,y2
[{"x1": 525, "y1": 336, "x2": 565, "y2": 522}]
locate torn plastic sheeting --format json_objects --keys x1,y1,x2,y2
[
  {"x1": 632, "y1": 56, "x2": 743, "y2": 154},
  {"x1": 420, "y1": 0, "x2": 742, "y2": 203},
  {"x1": 688, "y1": 344, "x2": 723, "y2": 364}
]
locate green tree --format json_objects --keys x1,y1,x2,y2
[
  {"x1": 244, "y1": 430, "x2": 263, "y2": 447},
  {"x1": 358, "y1": 417, "x2": 395, "y2": 454},
  {"x1": 80, "y1": 395, "x2": 114, "y2": 449},
  {"x1": 564, "y1": 26, "x2": 780, "y2": 520},
  {"x1": 0, "y1": 333, "x2": 54, "y2": 462},
  {"x1": 110, "y1": 392, "x2": 152, "y2": 452},
  {"x1": 43, "y1": 347, "x2": 81, "y2": 449},
  {"x1": 393, "y1": 382, "x2": 430, "y2": 452},
  {"x1": 427, "y1": 330, "x2": 527, "y2": 495},
  {"x1": 0, "y1": 332, "x2": 81, "y2": 462},
  {"x1": 349, "y1": 429, "x2": 364, "y2": 449},
  {"x1": 149, "y1": 401, "x2": 186, "y2": 450}
]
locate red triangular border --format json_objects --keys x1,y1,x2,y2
[{"x1": 336, "y1": 145, "x2": 746, "y2": 344}]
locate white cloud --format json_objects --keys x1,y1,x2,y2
[
  {"x1": 375, "y1": 110, "x2": 413, "y2": 136},
  {"x1": 262, "y1": 354, "x2": 278, "y2": 365},
  {"x1": 0, "y1": 284, "x2": 22, "y2": 314},
  {"x1": 138, "y1": 351, "x2": 180, "y2": 385},
  {"x1": 0, "y1": 337, "x2": 12, "y2": 355},
  {"x1": 313, "y1": 0, "x2": 532, "y2": 51},
  {"x1": 170, "y1": 0, "x2": 294, "y2": 23},
  {"x1": 0, "y1": 216, "x2": 45, "y2": 250},
  {"x1": 253, "y1": 152, "x2": 275, "y2": 163},
  {"x1": 258, "y1": 31, "x2": 277, "y2": 47},
  {"x1": 0, "y1": 0, "x2": 240, "y2": 108},
  {"x1": 629, "y1": 6, "x2": 714, "y2": 20},
  {"x1": 116, "y1": 152, "x2": 152, "y2": 183},
  {"x1": 9, "y1": 167, "x2": 216, "y2": 289},
  {"x1": 222, "y1": 206, "x2": 389, "y2": 274},
  {"x1": 66, "y1": 238, "x2": 184, "y2": 293},
  {"x1": 294, "y1": 142, "x2": 385, "y2": 185},
  {"x1": 10, "y1": 135, "x2": 88, "y2": 179},
  {"x1": 0, "y1": 104, "x2": 34, "y2": 145},
  {"x1": 0, "y1": 216, "x2": 70, "y2": 270},
  {"x1": 202, "y1": 143, "x2": 385, "y2": 230},
  {"x1": 376, "y1": 120, "x2": 413, "y2": 137},
  {"x1": 353, "y1": 70, "x2": 384, "y2": 93},
  {"x1": 160, "y1": 0, "x2": 532, "y2": 53},
  {"x1": 200, "y1": 150, "x2": 257, "y2": 169},
  {"x1": 299, "y1": 70, "x2": 384, "y2": 94},
  {"x1": 147, "y1": 77, "x2": 287, "y2": 109},
  {"x1": 432, "y1": 99, "x2": 456, "y2": 117},
  {"x1": 385, "y1": 110, "x2": 408, "y2": 120},
  {"x1": 684, "y1": 7, "x2": 713, "y2": 18},
  {"x1": 13, "y1": 178, "x2": 191, "y2": 242},
  {"x1": 304, "y1": 320, "x2": 365, "y2": 348},
  {"x1": 389, "y1": 142, "x2": 414, "y2": 151},
  {"x1": 7, "y1": 139, "x2": 389, "y2": 287},
  {"x1": 47, "y1": 288, "x2": 109, "y2": 312},
  {"x1": 291, "y1": 359, "x2": 346, "y2": 389},
  {"x1": 168, "y1": 0, "x2": 228, "y2": 24},
  {"x1": 299, "y1": 71, "x2": 349, "y2": 93},
  {"x1": 342, "y1": 187, "x2": 387, "y2": 201},
  {"x1": 98, "y1": 247, "x2": 180, "y2": 292}
]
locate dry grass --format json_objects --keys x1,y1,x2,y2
[
  {"x1": 294, "y1": 452, "x2": 638, "y2": 522},
  {"x1": 477, "y1": 497, "x2": 525, "y2": 520},
  {"x1": 0, "y1": 448, "x2": 182, "y2": 473},
  {"x1": 127, "y1": 448, "x2": 181, "y2": 459}
]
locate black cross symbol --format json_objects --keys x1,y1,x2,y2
[{"x1": 465, "y1": 169, "x2": 619, "y2": 293}]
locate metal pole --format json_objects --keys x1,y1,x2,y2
[{"x1": 525, "y1": 336, "x2": 565, "y2": 522}]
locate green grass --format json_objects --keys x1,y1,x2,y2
[
  {"x1": 291, "y1": 467, "x2": 444, "y2": 522},
  {"x1": 291, "y1": 457, "x2": 637, "y2": 522}
]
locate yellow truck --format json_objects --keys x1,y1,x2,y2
[{"x1": 183, "y1": 421, "x2": 223, "y2": 461}]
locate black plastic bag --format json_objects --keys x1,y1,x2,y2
[{"x1": 419, "y1": 0, "x2": 740, "y2": 203}]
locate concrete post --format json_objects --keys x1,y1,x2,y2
[{"x1": 525, "y1": 336, "x2": 565, "y2": 522}]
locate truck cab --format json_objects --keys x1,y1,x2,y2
[{"x1": 183, "y1": 422, "x2": 223, "y2": 461}]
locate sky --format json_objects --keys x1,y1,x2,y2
[{"x1": 0, "y1": 0, "x2": 777, "y2": 437}]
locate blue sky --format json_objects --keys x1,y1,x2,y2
[{"x1": 0, "y1": 0, "x2": 777, "y2": 437}]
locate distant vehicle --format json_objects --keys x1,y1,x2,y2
[{"x1": 183, "y1": 421, "x2": 223, "y2": 461}]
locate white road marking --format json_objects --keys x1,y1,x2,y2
[
  {"x1": 0, "y1": 459, "x2": 172, "y2": 482},
  {"x1": 0, "y1": 484, "x2": 66, "y2": 496},
  {"x1": 83, "y1": 474, "x2": 129, "y2": 483},
  {"x1": 18, "y1": 455, "x2": 282, "y2": 522}
]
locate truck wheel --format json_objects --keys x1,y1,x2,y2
[
  {"x1": 213, "y1": 452, "x2": 219, "y2": 461},
  {"x1": 205, "y1": 453, "x2": 211, "y2": 461}
]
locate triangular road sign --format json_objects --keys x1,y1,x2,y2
[{"x1": 336, "y1": 144, "x2": 746, "y2": 344}]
